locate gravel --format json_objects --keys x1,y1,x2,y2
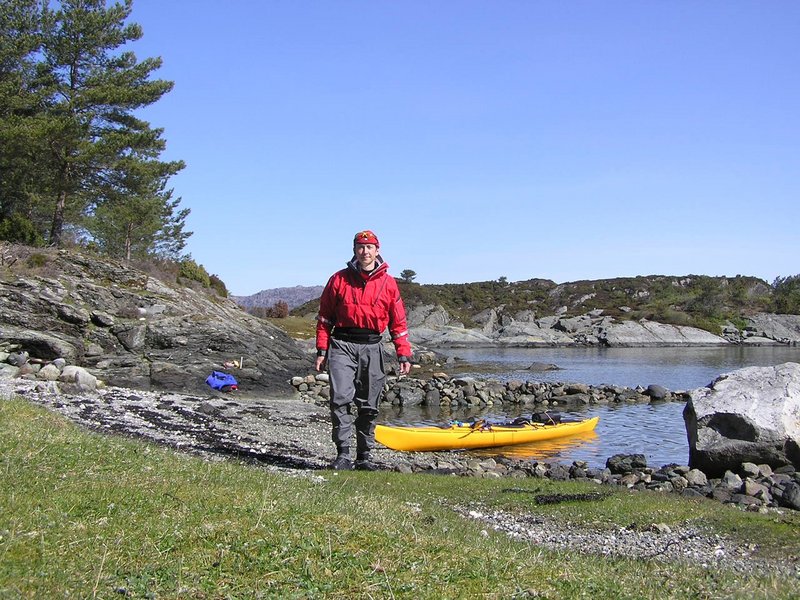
[{"x1": 454, "y1": 504, "x2": 798, "y2": 578}]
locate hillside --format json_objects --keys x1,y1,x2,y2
[
  {"x1": 0, "y1": 244, "x2": 307, "y2": 396},
  {"x1": 292, "y1": 274, "x2": 797, "y2": 335}
]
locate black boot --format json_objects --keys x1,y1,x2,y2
[
  {"x1": 329, "y1": 448, "x2": 352, "y2": 470},
  {"x1": 354, "y1": 452, "x2": 378, "y2": 471}
]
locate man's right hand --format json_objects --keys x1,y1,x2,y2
[{"x1": 315, "y1": 355, "x2": 326, "y2": 372}]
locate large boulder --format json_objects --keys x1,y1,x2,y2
[
  {"x1": 472, "y1": 308, "x2": 501, "y2": 335},
  {"x1": 684, "y1": 362, "x2": 800, "y2": 476}
]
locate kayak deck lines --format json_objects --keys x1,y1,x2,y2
[{"x1": 375, "y1": 416, "x2": 600, "y2": 452}]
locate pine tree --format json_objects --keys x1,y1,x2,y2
[
  {"x1": 0, "y1": 0, "x2": 49, "y2": 229},
  {"x1": 400, "y1": 269, "x2": 417, "y2": 283},
  {"x1": 38, "y1": 0, "x2": 182, "y2": 246},
  {"x1": 85, "y1": 153, "x2": 187, "y2": 261},
  {"x1": 1, "y1": 0, "x2": 188, "y2": 256}
]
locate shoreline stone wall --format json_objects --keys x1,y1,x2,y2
[{"x1": 291, "y1": 372, "x2": 688, "y2": 408}]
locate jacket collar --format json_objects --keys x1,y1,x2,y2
[{"x1": 347, "y1": 254, "x2": 388, "y2": 279}]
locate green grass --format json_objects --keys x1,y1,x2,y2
[
  {"x1": 2, "y1": 399, "x2": 799, "y2": 599},
  {"x1": 267, "y1": 315, "x2": 316, "y2": 340}
]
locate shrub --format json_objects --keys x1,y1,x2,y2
[
  {"x1": 177, "y1": 258, "x2": 210, "y2": 287},
  {"x1": 773, "y1": 275, "x2": 800, "y2": 314},
  {"x1": 246, "y1": 301, "x2": 290, "y2": 319},
  {"x1": 131, "y1": 257, "x2": 179, "y2": 285},
  {"x1": 26, "y1": 253, "x2": 48, "y2": 268},
  {"x1": 0, "y1": 214, "x2": 44, "y2": 246},
  {"x1": 209, "y1": 274, "x2": 228, "y2": 297},
  {"x1": 692, "y1": 316, "x2": 728, "y2": 335},
  {"x1": 268, "y1": 301, "x2": 289, "y2": 318}
]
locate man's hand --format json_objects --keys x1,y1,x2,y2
[
  {"x1": 315, "y1": 355, "x2": 326, "y2": 372},
  {"x1": 399, "y1": 360, "x2": 411, "y2": 376}
]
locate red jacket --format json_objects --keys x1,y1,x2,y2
[{"x1": 316, "y1": 257, "x2": 412, "y2": 358}]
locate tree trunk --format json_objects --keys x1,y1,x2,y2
[
  {"x1": 49, "y1": 189, "x2": 66, "y2": 247},
  {"x1": 125, "y1": 222, "x2": 132, "y2": 262}
]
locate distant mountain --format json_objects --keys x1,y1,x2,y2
[{"x1": 233, "y1": 285, "x2": 324, "y2": 310}]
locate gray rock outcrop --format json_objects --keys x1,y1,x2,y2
[
  {"x1": 407, "y1": 305, "x2": 499, "y2": 347},
  {"x1": 495, "y1": 321, "x2": 576, "y2": 346},
  {"x1": 684, "y1": 362, "x2": 800, "y2": 476},
  {"x1": 410, "y1": 326, "x2": 495, "y2": 347},
  {"x1": 409, "y1": 306, "x2": 731, "y2": 348},
  {"x1": 744, "y1": 314, "x2": 800, "y2": 345},
  {"x1": 0, "y1": 246, "x2": 307, "y2": 396},
  {"x1": 599, "y1": 320, "x2": 728, "y2": 346},
  {"x1": 407, "y1": 304, "x2": 452, "y2": 329}
]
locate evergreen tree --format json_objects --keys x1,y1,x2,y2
[
  {"x1": 84, "y1": 152, "x2": 186, "y2": 261},
  {"x1": 400, "y1": 269, "x2": 417, "y2": 283},
  {"x1": 0, "y1": 0, "x2": 48, "y2": 228},
  {"x1": 1, "y1": 0, "x2": 188, "y2": 256},
  {"x1": 38, "y1": 0, "x2": 182, "y2": 247},
  {"x1": 150, "y1": 192, "x2": 191, "y2": 260}
]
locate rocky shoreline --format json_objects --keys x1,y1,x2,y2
[
  {"x1": 3, "y1": 245, "x2": 799, "y2": 402},
  {"x1": 4, "y1": 365, "x2": 800, "y2": 516},
  {"x1": 4, "y1": 373, "x2": 800, "y2": 577}
]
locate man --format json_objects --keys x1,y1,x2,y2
[{"x1": 315, "y1": 229, "x2": 412, "y2": 470}]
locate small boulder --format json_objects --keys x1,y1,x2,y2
[
  {"x1": 779, "y1": 482, "x2": 800, "y2": 511},
  {"x1": 645, "y1": 384, "x2": 669, "y2": 400},
  {"x1": 58, "y1": 365, "x2": 97, "y2": 392},
  {"x1": 527, "y1": 362, "x2": 561, "y2": 372},
  {"x1": 606, "y1": 453, "x2": 647, "y2": 474},
  {"x1": 685, "y1": 468, "x2": 708, "y2": 487},
  {"x1": 7, "y1": 352, "x2": 29, "y2": 366},
  {"x1": 38, "y1": 363, "x2": 62, "y2": 381}
]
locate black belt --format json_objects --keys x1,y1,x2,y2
[{"x1": 332, "y1": 330, "x2": 383, "y2": 344}]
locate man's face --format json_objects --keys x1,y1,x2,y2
[{"x1": 354, "y1": 243, "x2": 378, "y2": 271}]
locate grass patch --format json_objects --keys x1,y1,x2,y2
[
  {"x1": 267, "y1": 315, "x2": 316, "y2": 340},
  {"x1": 2, "y1": 399, "x2": 799, "y2": 598}
]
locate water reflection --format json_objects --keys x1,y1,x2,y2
[{"x1": 470, "y1": 429, "x2": 600, "y2": 462}]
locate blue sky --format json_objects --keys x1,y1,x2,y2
[{"x1": 130, "y1": 1, "x2": 799, "y2": 296}]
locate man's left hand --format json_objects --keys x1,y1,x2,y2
[{"x1": 399, "y1": 360, "x2": 411, "y2": 376}]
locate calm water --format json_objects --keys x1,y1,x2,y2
[
  {"x1": 377, "y1": 346, "x2": 800, "y2": 468},
  {"x1": 434, "y1": 345, "x2": 800, "y2": 391}
]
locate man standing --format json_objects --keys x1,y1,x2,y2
[{"x1": 315, "y1": 230, "x2": 412, "y2": 470}]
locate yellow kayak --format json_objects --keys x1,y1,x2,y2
[{"x1": 375, "y1": 416, "x2": 600, "y2": 452}]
